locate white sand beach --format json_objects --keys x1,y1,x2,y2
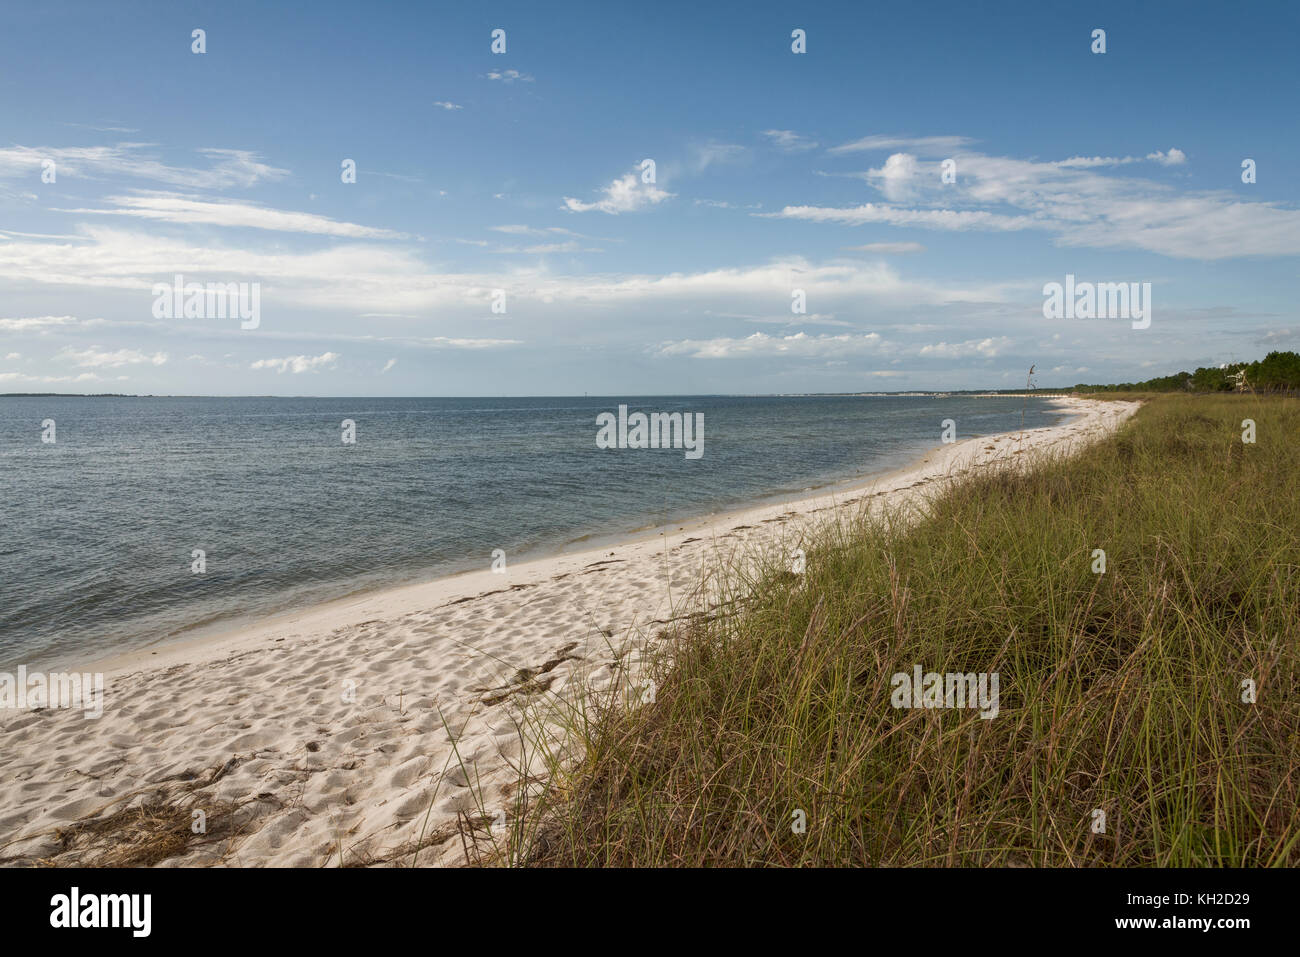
[{"x1": 0, "y1": 396, "x2": 1139, "y2": 867}]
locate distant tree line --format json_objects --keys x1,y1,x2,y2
[{"x1": 1073, "y1": 350, "x2": 1300, "y2": 394}]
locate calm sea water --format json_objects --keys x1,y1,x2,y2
[{"x1": 0, "y1": 395, "x2": 1067, "y2": 666}]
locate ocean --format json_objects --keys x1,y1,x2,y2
[{"x1": 0, "y1": 394, "x2": 1068, "y2": 666}]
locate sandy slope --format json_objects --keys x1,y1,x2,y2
[{"x1": 0, "y1": 397, "x2": 1138, "y2": 866}]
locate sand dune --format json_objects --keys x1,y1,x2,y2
[{"x1": 0, "y1": 397, "x2": 1138, "y2": 867}]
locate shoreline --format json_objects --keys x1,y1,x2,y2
[
  {"x1": 0, "y1": 395, "x2": 1140, "y2": 867},
  {"x1": 75, "y1": 436, "x2": 956, "y2": 676},
  {"x1": 60, "y1": 396, "x2": 1065, "y2": 676},
  {"x1": 81, "y1": 397, "x2": 1070, "y2": 677}
]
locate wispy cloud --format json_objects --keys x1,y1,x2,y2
[
  {"x1": 433, "y1": 101, "x2": 463, "y2": 110},
  {"x1": 844, "y1": 242, "x2": 926, "y2": 254},
  {"x1": 57, "y1": 346, "x2": 168, "y2": 367},
  {"x1": 56, "y1": 191, "x2": 405, "y2": 239},
  {"x1": 0, "y1": 315, "x2": 81, "y2": 332},
  {"x1": 491, "y1": 240, "x2": 588, "y2": 254},
  {"x1": 828, "y1": 134, "x2": 973, "y2": 156},
  {"x1": 0, "y1": 371, "x2": 108, "y2": 384},
  {"x1": 61, "y1": 122, "x2": 141, "y2": 134},
  {"x1": 0, "y1": 144, "x2": 288, "y2": 189},
  {"x1": 686, "y1": 142, "x2": 747, "y2": 174},
  {"x1": 766, "y1": 203, "x2": 1034, "y2": 231},
  {"x1": 659, "y1": 331, "x2": 885, "y2": 359},
  {"x1": 767, "y1": 148, "x2": 1300, "y2": 259},
  {"x1": 485, "y1": 69, "x2": 533, "y2": 83},
  {"x1": 761, "y1": 130, "x2": 819, "y2": 152},
  {"x1": 917, "y1": 337, "x2": 1012, "y2": 358},
  {"x1": 0, "y1": 228, "x2": 1010, "y2": 314}
]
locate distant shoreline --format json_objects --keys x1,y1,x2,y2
[{"x1": 1, "y1": 390, "x2": 1080, "y2": 399}]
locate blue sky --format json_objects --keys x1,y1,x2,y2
[{"x1": 1, "y1": 0, "x2": 1297, "y2": 395}]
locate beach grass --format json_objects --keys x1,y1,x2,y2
[{"x1": 514, "y1": 393, "x2": 1300, "y2": 866}]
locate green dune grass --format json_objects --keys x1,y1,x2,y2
[{"x1": 517, "y1": 394, "x2": 1300, "y2": 867}]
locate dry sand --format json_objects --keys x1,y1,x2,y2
[{"x1": 0, "y1": 396, "x2": 1139, "y2": 867}]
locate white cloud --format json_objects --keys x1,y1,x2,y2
[
  {"x1": 0, "y1": 371, "x2": 104, "y2": 384},
  {"x1": 687, "y1": 142, "x2": 747, "y2": 175},
  {"x1": 768, "y1": 203, "x2": 1034, "y2": 231},
  {"x1": 0, "y1": 315, "x2": 81, "y2": 332},
  {"x1": 659, "y1": 331, "x2": 885, "y2": 359},
  {"x1": 1148, "y1": 148, "x2": 1187, "y2": 166},
  {"x1": 0, "y1": 144, "x2": 287, "y2": 189},
  {"x1": 867, "y1": 153, "x2": 922, "y2": 202},
  {"x1": 381, "y1": 358, "x2": 397, "y2": 373},
  {"x1": 844, "y1": 242, "x2": 926, "y2": 254},
  {"x1": 1055, "y1": 147, "x2": 1187, "y2": 169},
  {"x1": 766, "y1": 148, "x2": 1300, "y2": 259},
  {"x1": 0, "y1": 228, "x2": 1007, "y2": 314},
  {"x1": 1053, "y1": 155, "x2": 1135, "y2": 169},
  {"x1": 61, "y1": 122, "x2": 141, "y2": 134},
  {"x1": 917, "y1": 337, "x2": 1012, "y2": 358},
  {"x1": 761, "y1": 130, "x2": 819, "y2": 152},
  {"x1": 828, "y1": 134, "x2": 973, "y2": 156},
  {"x1": 564, "y1": 172, "x2": 673, "y2": 214},
  {"x1": 433, "y1": 101, "x2": 463, "y2": 110},
  {"x1": 485, "y1": 69, "x2": 533, "y2": 83},
  {"x1": 421, "y1": 337, "x2": 522, "y2": 349},
  {"x1": 57, "y1": 346, "x2": 168, "y2": 367},
  {"x1": 4, "y1": 352, "x2": 20, "y2": 359},
  {"x1": 250, "y1": 352, "x2": 340, "y2": 374},
  {"x1": 496, "y1": 241, "x2": 585, "y2": 254},
  {"x1": 58, "y1": 191, "x2": 405, "y2": 239}
]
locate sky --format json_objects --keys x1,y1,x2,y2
[{"x1": 1, "y1": 0, "x2": 1297, "y2": 396}]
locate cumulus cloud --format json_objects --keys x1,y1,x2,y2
[
  {"x1": 250, "y1": 352, "x2": 339, "y2": 374},
  {"x1": 1148, "y1": 148, "x2": 1187, "y2": 166},
  {"x1": 564, "y1": 172, "x2": 674, "y2": 214},
  {"x1": 1055, "y1": 147, "x2": 1187, "y2": 169},
  {"x1": 866, "y1": 153, "x2": 923, "y2": 202},
  {"x1": 485, "y1": 69, "x2": 533, "y2": 83}
]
